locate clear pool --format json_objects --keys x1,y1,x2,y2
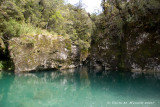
[{"x1": 0, "y1": 67, "x2": 160, "y2": 107}]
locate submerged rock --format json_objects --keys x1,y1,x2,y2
[{"x1": 9, "y1": 35, "x2": 81, "y2": 73}]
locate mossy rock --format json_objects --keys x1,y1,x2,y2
[{"x1": 9, "y1": 35, "x2": 82, "y2": 73}]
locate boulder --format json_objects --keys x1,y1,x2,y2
[{"x1": 9, "y1": 35, "x2": 80, "y2": 73}]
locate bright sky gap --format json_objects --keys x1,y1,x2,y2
[{"x1": 65, "y1": 0, "x2": 102, "y2": 13}]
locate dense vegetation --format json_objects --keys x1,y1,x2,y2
[
  {"x1": 0, "y1": 0, "x2": 160, "y2": 71},
  {"x1": 0, "y1": 0, "x2": 93, "y2": 70},
  {"x1": 90, "y1": 0, "x2": 160, "y2": 71}
]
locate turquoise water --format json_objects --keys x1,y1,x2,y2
[{"x1": 0, "y1": 67, "x2": 160, "y2": 107}]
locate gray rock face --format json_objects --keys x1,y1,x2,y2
[
  {"x1": 89, "y1": 33, "x2": 160, "y2": 72},
  {"x1": 9, "y1": 35, "x2": 81, "y2": 73}
]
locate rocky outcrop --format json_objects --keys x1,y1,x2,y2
[
  {"x1": 88, "y1": 32, "x2": 160, "y2": 72},
  {"x1": 9, "y1": 35, "x2": 81, "y2": 73}
]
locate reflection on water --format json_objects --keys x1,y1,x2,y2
[
  {"x1": 0, "y1": 67, "x2": 160, "y2": 107},
  {"x1": 80, "y1": 67, "x2": 90, "y2": 88}
]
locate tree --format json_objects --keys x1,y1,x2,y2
[{"x1": 92, "y1": 0, "x2": 160, "y2": 71}]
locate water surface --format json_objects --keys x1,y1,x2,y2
[{"x1": 0, "y1": 67, "x2": 160, "y2": 107}]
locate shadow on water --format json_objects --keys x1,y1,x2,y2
[{"x1": 88, "y1": 68, "x2": 160, "y2": 98}]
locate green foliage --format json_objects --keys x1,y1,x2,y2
[
  {"x1": 0, "y1": 61, "x2": 3, "y2": 70},
  {"x1": 51, "y1": 11, "x2": 64, "y2": 22},
  {"x1": 3, "y1": 19, "x2": 22, "y2": 37},
  {"x1": 2, "y1": 19, "x2": 52, "y2": 37},
  {"x1": 64, "y1": 39, "x2": 72, "y2": 51},
  {"x1": 0, "y1": 1, "x2": 24, "y2": 20},
  {"x1": 0, "y1": 0, "x2": 93, "y2": 41},
  {"x1": 0, "y1": 60, "x2": 14, "y2": 71},
  {"x1": 91, "y1": 0, "x2": 160, "y2": 70},
  {"x1": 0, "y1": 0, "x2": 93, "y2": 70},
  {"x1": 78, "y1": 39, "x2": 90, "y2": 51}
]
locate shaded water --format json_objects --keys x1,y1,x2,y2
[{"x1": 0, "y1": 67, "x2": 160, "y2": 107}]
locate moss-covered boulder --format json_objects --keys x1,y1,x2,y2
[{"x1": 9, "y1": 35, "x2": 80, "y2": 73}]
